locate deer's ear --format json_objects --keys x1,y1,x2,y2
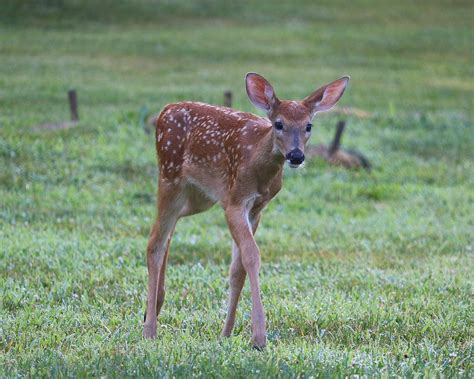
[
  {"x1": 303, "y1": 76, "x2": 350, "y2": 115},
  {"x1": 245, "y1": 73, "x2": 279, "y2": 113}
]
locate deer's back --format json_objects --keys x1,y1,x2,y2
[{"x1": 155, "y1": 102, "x2": 271, "y2": 189}]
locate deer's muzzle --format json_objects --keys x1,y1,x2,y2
[{"x1": 286, "y1": 148, "x2": 305, "y2": 168}]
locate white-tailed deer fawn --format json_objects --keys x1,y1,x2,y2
[{"x1": 143, "y1": 73, "x2": 350, "y2": 348}]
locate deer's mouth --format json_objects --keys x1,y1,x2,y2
[{"x1": 287, "y1": 161, "x2": 303, "y2": 169}]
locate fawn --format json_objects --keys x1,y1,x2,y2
[{"x1": 143, "y1": 73, "x2": 350, "y2": 348}]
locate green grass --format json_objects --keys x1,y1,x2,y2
[{"x1": 1, "y1": 0, "x2": 473, "y2": 377}]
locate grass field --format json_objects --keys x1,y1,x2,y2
[{"x1": 1, "y1": 0, "x2": 473, "y2": 377}]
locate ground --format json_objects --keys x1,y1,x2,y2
[{"x1": 0, "y1": 0, "x2": 473, "y2": 377}]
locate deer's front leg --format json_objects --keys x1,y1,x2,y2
[
  {"x1": 225, "y1": 206, "x2": 266, "y2": 349},
  {"x1": 222, "y1": 210, "x2": 261, "y2": 338}
]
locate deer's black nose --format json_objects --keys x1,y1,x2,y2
[{"x1": 286, "y1": 149, "x2": 305, "y2": 165}]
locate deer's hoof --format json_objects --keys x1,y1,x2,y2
[
  {"x1": 143, "y1": 324, "x2": 157, "y2": 339},
  {"x1": 252, "y1": 334, "x2": 267, "y2": 350},
  {"x1": 221, "y1": 326, "x2": 233, "y2": 338}
]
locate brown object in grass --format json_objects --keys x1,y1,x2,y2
[{"x1": 306, "y1": 120, "x2": 371, "y2": 170}]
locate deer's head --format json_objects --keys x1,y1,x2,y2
[{"x1": 246, "y1": 73, "x2": 350, "y2": 168}]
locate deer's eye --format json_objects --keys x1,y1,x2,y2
[
  {"x1": 274, "y1": 121, "x2": 284, "y2": 130},
  {"x1": 306, "y1": 123, "x2": 313, "y2": 132}
]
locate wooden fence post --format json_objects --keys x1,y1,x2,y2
[
  {"x1": 329, "y1": 120, "x2": 346, "y2": 156},
  {"x1": 68, "y1": 89, "x2": 79, "y2": 121},
  {"x1": 224, "y1": 90, "x2": 233, "y2": 108}
]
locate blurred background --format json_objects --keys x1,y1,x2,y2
[
  {"x1": 2, "y1": 0, "x2": 473, "y2": 119},
  {"x1": 1, "y1": 0, "x2": 473, "y2": 377}
]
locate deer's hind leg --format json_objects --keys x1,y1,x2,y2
[
  {"x1": 155, "y1": 234, "x2": 172, "y2": 317},
  {"x1": 143, "y1": 180, "x2": 185, "y2": 339}
]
